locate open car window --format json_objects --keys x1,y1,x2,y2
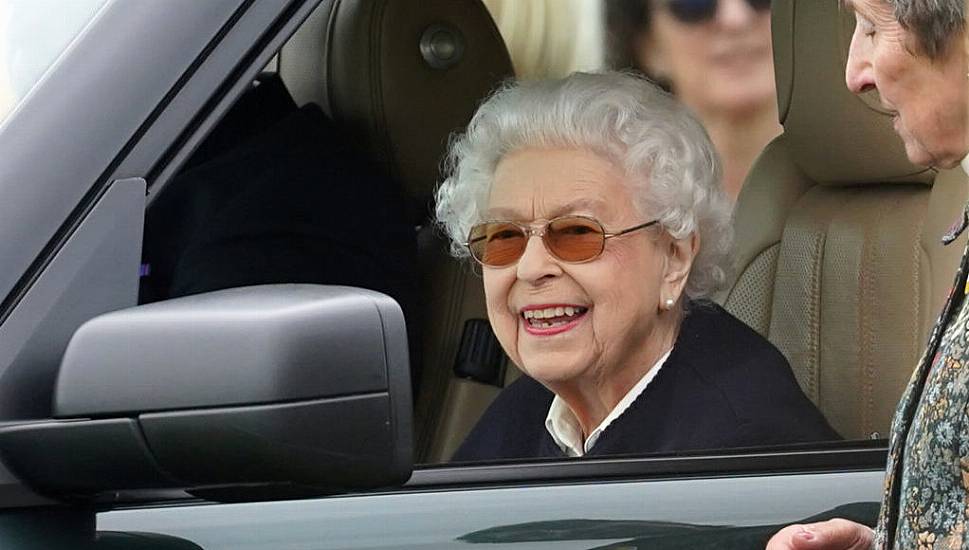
[
  {"x1": 129, "y1": 0, "x2": 906, "y2": 476},
  {"x1": 134, "y1": 0, "x2": 908, "y2": 470}
]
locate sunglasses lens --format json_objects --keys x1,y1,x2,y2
[
  {"x1": 747, "y1": 0, "x2": 771, "y2": 11},
  {"x1": 546, "y1": 217, "x2": 605, "y2": 262},
  {"x1": 666, "y1": 0, "x2": 769, "y2": 24},
  {"x1": 468, "y1": 222, "x2": 527, "y2": 266},
  {"x1": 666, "y1": 0, "x2": 717, "y2": 24}
]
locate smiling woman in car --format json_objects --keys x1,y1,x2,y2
[{"x1": 435, "y1": 72, "x2": 838, "y2": 461}]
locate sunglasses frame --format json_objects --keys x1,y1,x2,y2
[
  {"x1": 660, "y1": 0, "x2": 771, "y2": 24},
  {"x1": 464, "y1": 215, "x2": 660, "y2": 268}
]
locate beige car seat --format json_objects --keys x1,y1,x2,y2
[
  {"x1": 276, "y1": 0, "x2": 514, "y2": 462},
  {"x1": 722, "y1": 0, "x2": 969, "y2": 440}
]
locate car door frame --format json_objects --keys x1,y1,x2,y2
[
  {"x1": 97, "y1": 444, "x2": 889, "y2": 548},
  {"x1": 0, "y1": 0, "x2": 320, "y2": 515}
]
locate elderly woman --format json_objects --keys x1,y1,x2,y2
[
  {"x1": 435, "y1": 71, "x2": 837, "y2": 462},
  {"x1": 768, "y1": 1, "x2": 968, "y2": 549}
]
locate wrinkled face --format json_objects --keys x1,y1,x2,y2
[
  {"x1": 481, "y1": 148, "x2": 670, "y2": 389},
  {"x1": 845, "y1": 0, "x2": 969, "y2": 168},
  {"x1": 641, "y1": 0, "x2": 776, "y2": 117}
]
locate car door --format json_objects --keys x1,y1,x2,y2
[
  {"x1": 0, "y1": 0, "x2": 889, "y2": 548},
  {"x1": 0, "y1": 0, "x2": 321, "y2": 545},
  {"x1": 96, "y1": 448, "x2": 886, "y2": 549}
]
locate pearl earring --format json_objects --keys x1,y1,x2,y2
[{"x1": 665, "y1": 298, "x2": 675, "y2": 309}]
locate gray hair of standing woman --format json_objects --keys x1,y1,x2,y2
[
  {"x1": 434, "y1": 71, "x2": 733, "y2": 299},
  {"x1": 882, "y1": 0, "x2": 965, "y2": 58}
]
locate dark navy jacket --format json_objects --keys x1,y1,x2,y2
[{"x1": 452, "y1": 303, "x2": 839, "y2": 462}]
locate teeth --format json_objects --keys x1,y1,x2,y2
[{"x1": 523, "y1": 306, "x2": 588, "y2": 319}]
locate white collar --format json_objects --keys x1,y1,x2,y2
[
  {"x1": 960, "y1": 155, "x2": 969, "y2": 176},
  {"x1": 544, "y1": 348, "x2": 672, "y2": 457}
]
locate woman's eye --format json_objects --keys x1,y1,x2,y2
[
  {"x1": 559, "y1": 225, "x2": 595, "y2": 235},
  {"x1": 489, "y1": 229, "x2": 521, "y2": 241},
  {"x1": 855, "y1": 14, "x2": 876, "y2": 37}
]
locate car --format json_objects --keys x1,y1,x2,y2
[{"x1": 0, "y1": 0, "x2": 960, "y2": 548}]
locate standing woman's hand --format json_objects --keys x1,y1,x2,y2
[{"x1": 766, "y1": 519, "x2": 874, "y2": 550}]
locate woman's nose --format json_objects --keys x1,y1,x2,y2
[
  {"x1": 717, "y1": 0, "x2": 758, "y2": 28},
  {"x1": 515, "y1": 235, "x2": 561, "y2": 283},
  {"x1": 845, "y1": 30, "x2": 876, "y2": 93}
]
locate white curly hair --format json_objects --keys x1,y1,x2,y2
[{"x1": 434, "y1": 71, "x2": 733, "y2": 299}]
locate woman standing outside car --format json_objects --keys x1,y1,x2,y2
[
  {"x1": 605, "y1": 0, "x2": 781, "y2": 199},
  {"x1": 767, "y1": 0, "x2": 969, "y2": 548}
]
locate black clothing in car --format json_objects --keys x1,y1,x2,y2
[
  {"x1": 452, "y1": 302, "x2": 840, "y2": 462},
  {"x1": 141, "y1": 75, "x2": 421, "y2": 392}
]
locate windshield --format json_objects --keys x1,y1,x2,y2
[{"x1": 0, "y1": 0, "x2": 107, "y2": 125}]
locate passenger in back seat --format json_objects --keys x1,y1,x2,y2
[
  {"x1": 436, "y1": 72, "x2": 838, "y2": 461},
  {"x1": 604, "y1": 0, "x2": 781, "y2": 199}
]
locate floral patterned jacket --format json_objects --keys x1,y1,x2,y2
[{"x1": 873, "y1": 210, "x2": 969, "y2": 550}]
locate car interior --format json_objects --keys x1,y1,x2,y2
[
  {"x1": 721, "y1": 0, "x2": 969, "y2": 442},
  {"x1": 137, "y1": 0, "x2": 969, "y2": 466}
]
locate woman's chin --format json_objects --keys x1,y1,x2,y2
[
  {"x1": 520, "y1": 359, "x2": 587, "y2": 387},
  {"x1": 694, "y1": 79, "x2": 775, "y2": 116},
  {"x1": 515, "y1": 311, "x2": 593, "y2": 378}
]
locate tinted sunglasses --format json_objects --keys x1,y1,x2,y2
[
  {"x1": 660, "y1": 0, "x2": 771, "y2": 24},
  {"x1": 465, "y1": 215, "x2": 659, "y2": 268}
]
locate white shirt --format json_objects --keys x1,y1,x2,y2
[
  {"x1": 544, "y1": 349, "x2": 672, "y2": 457},
  {"x1": 961, "y1": 155, "x2": 969, "y2": 175}
]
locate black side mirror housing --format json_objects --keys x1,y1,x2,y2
[{"x1": 0, "y1": 285, "x2": 412, "y2": 502}]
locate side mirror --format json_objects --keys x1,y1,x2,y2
[{"x1": 0, "y1": 285, "x2": 412, "y2": 501}]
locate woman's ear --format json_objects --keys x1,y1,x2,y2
[{"x1": 661, "y1": 232, "x2": 699, "y2": 307}]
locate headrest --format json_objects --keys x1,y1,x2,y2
[
  {"x1": 772, "y1": 0, "x2": 934, "y2": 186},
  {"x1": 321, "y1": 0, "x2": 514, "y2": 218}
]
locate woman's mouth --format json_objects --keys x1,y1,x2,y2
[{"x1": 521, "y1": 305, "x2": 588, "y2": 335}]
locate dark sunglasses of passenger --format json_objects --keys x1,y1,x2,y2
[
  {"x1": 465, "y1": 215, "x2": 659, "y2": 268},
  {"x1": 660, "y1": 0, "x2": 771, "y2": 24}
]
